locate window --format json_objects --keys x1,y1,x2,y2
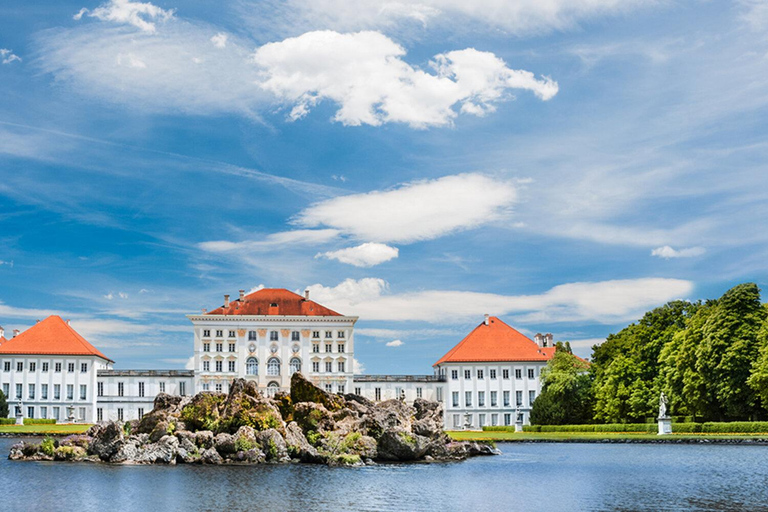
[
  {"x1": 138, "y1": 408, "x2": 144, "y2": 419},
  {"x1": 67, "y1": 384, "x2": 74, "y2": 400},
  {"x1": 516, "y1": 390, "x2": 523, "y2": 406},
  {"x1": 118, "y1": 382, "x2": 124, "y2": 397},
  {"x1": 228, "y1": 360, "x2": 235, "y2": 372},
  {"x1": 203, "y1": 343, "x2": 210, "y2": 352},
  {"x1": 27, "y1": 407, "x2": 34, "y2": 419},
  {"x1": 216, "y1": 330, "x2": 223, "y2": 338},
  {"x1": 325, "y1": 331, "x2": 332, "y2": 339},
  {"x1": 515, "y1": 369, "x2": 522, "y2": 379},
  {"x1": 41, "y1": 384, "x2": 48, "y2": 400},
  {"x1": 30, "y1": 362, "x2": 36, "y2": 372},
  {"x1": 28, "y1": 384, "x2": 35, "y2": 400},
  {"x1": 453, "y1": 414, "x2": 461, "y2": 428},
  {"x1": 216, "y1": 343, "x2": 223, "y2": 352},
  {"x1": 55, "y1": 362, "x2": 62, "y2": 373},
  {"x1": 53, "y1": 407, "x2": 60, "y2": 420},
  {"x1": 325, "y1": 384, "x2": 332, "y2": 392},
  {"x1": 292, "y1": 331, "x2": 300, "y2": 341},
  {"x1": 338, "y1": 344, "x2": 345, "y2": 353},
  {"x1": 267, "y1": 382, "x2": 279, "y2": 397},
  {"x1": 229, "y1": 330, "x2": 235, "y2": 338},
  {"x1": 478, "y1": 391, "x2": 485, "y2": 407},
  {"x1": 215, "y1": 383, "x2": 223, "y2": 393},
  {"x1": 81, "y1": 363, "x2": 88, "y2": 373},
  {"x1": 325, "y1": 344, "x2": 332, "y2": 353},
  {"x1": 203, "y1": 361, "x2": 210, "y2": 371},
  {"x1": 416, "y1": 387, "x2": 423, "y2": 399},
  {"x1": 451, "y1": 370, "x2": 458, "y2": 380},
  {"x1": 504, "y1": 413, "x2": 511, "y2": 426},
  {"x1": 477, "y1": 369, "x2": 484, "y2": 379},
  {"x1": 15, "y1": 384, "x2": 22, "y2": 399},
  {"x1": 118, "y1": 408, "x2": 124, "y2": 421},
  {"x1": 229, "y1": 343, "x2": 235, "y2": 352},
  {"x1": 97, "y1": 408, "x2": 103, "y2": 422},
  {"x1": 312, "y1": 331, "x2": 320, "y2": 339},
  {"x1": 80, "y1": 385, "x2": 87, "y2": 401},
  {"x1": 452, "y1": 391, "x2": 459, "y2": 407},
  {"x1": 337, "y1": 361, "x2": 345, "y2": 373},
  {"x1": 203, "y1": 329, "x2": 211, "y2": 337},
  {"x1": 490, "y1": 369, "x2": 497, "y2": 379},
  {"x1": 68, "y1": 363, "x2": 75, "y2": 373},
  {"x1": 503, "y1": 391, "x2": 510, "y2": 407},
  {"x1": 138, "y1": 382, "x2": 145, "y2": 397},
  {"x1": 337, "y1": 384, "x2": 345, "y2": 394},
  {"x1": 270, "y1": 331, "x2": 279, "y2": 341},
  {"x1": 464, "y1": 370, "x2": 471, "y2": 379},
  {"x1": 312, "y1": 344, "x2": 319, "y2": 353},
  {"x1": 16, "y1": 362, "x2": 23, "y2": 372},
  {"x1": 2, "y1": 383, "x2": 7, "y2": 397},
  {"x1": 491, "y1": 413, "x2": 498, "y2": 426},
  {"x1": 528, "y1": 368, "x2": 535, "y2": 379},
  {"x1": 97, "y1": 382, "x2": 104, "y2": 397},
  {"x1": 202, "y1": 383, "x2": 210, "y2": 391},
  {"x1": 246, "y1": 357, "x2": 258, "y2": 375},
  {"x1": 529, "y1": 390, "x2": 536, "y2": 405},
  {"x1": 479, "y1": 414, "x2": 486, "y2": 428},
  {"x1": 215, "y1": 361, "x2": 223, "y2": 372},
  {"x1": 338, "y1": 331, "x2": 345, "y2": 338},
  {"x1": 159, "y1": 382, "x2": 165, "y2": 393},
  {"x1": 325, "y1": 361, "x2": 332, "y2": 373},
  {"x1": 42, "y1": 362, "x2": 48, "y2": 373},
  {"x1": 312, "y1": 361, "x2": 320, "y2": 373},
  {"x1": 375, "y1": 388, "x2": 381, "y2": 401},
  {"x1": 179, "y1": 382, "x2": 186, "y2": 396},
  {"x1": 503, "y1": 369, "x2": 509, "y2": 379},
  {"x1": 290, "y1": 358, "x2": 301, "y2": 375},
  {"x1": 465, "y1": 391, "x2": 472, "y2": 407},
  {"x1": 248, "y1": 331, "x2": 257, "y2": 340},
  {"x1": 491, "y1": 391, "x2": 497, "y2": 407},
  {"x1": 3, "y1": 362, "x2": 9, "y2": 372},
  {"x1": 267, "y1": 357, "x2": 280, "y2": 376},
  {"x1": 54, "y1": 384, "x2": 60, "y2": 400},
  {"x1": 355, "y1": 387, "x2": 361, "y2": 395}
]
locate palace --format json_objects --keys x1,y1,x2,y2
[{"x1": 0, "y1": 288, "x2": 558, "y2": 429}]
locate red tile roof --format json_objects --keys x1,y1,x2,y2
[
  {"x1": 0, "y1": 315, "x2": 113, "y2": 361},
  {"x1": 205, "y1": 288, "x2": 342, "y2": 317},
  {"x1": 434, "y1": 317, "x2": 556, "y2": 365},
  {"x1": 0, "y1": 336, "x2": 6, "y2": 345}
]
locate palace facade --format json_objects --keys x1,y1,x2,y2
[{"x1": 0, "y1": 288, "x2": 558, "y2": 429}]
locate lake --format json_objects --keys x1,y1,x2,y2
[{"x1": 3, "y1": 438, "x2": 768, "y2": 511}]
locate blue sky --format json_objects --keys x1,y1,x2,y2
[{"x1": 1, "y1": 0, "x2": 767, "y2": 373}]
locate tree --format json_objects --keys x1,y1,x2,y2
[
  {"x1": 530, "y1": 343, "x2": 592, "y2": 425},
  {"x1": 747, "y1": 311, "x2": 768, "y2": 409},
  {"x1": 0, "y1": 388, "x2": 7, "y2": 418}
]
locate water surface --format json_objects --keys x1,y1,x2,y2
[{"x1": 3, "y1": 438, "x2": 767, "y2": 511}]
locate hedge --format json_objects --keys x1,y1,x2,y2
[
  {"x1": 0, "y1": 418, "x2": 17, "y2": 425},
  {"x1": 510, "y1": 421, "x2": 768, "y2": 434},
  {"x1": 23, "y1": 419, "x2": 57, "y2": 425}
]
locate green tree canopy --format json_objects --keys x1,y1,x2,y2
[{"x1": 530, "y1": 343, "x2": 593, "y2": 425}]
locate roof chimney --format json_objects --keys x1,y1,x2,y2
[
  {"x1": 202, "y1": 308, "x2": 207, "y2": 314},
  {"x1": 534, "y1": 333, "x2": 544, "y2": 347},
  {"x1": 13, "y1": 329, "x2": 20, "y2": 338},
  {"x1": 239, "y1": 289, "x2": 245, "y2": 300},
  {"x1": 544, "y1": 333, "x2": 554, "y2": 347},
  {"x1": 484, "y1": 314, "x2": 489, "y2": 326},
  {"x1": 224, "y1": 294, "x2": 230, "y2": 307},
  {"x1": 66, "y1": 319, "x2": 71, "y2": 326},
  {"x1": 0, "y1": 326, "x2": 4, "y2": 339},
  {"x1": 305, "y1": 289, "x2": 310, "y2": 300}
]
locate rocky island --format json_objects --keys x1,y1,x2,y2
[{"x1": 9, "y1": 373, "x2": 497, "y2": 465}]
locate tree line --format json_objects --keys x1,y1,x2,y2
[{"x1": 531, "y1": 283, "x2": 768, "y2": 424}]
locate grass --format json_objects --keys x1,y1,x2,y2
[
  {"x1": 0, "y1": 424, "x2": 92, "y2": 435},
  {"x1": 447, "y1": 430, "x2": 768, "y2": 442}
]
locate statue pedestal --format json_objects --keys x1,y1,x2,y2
[
  {"x1": 15, "y1": 415, "x2": 23, "y2": 425},
  {"x1": 514, "y1": 422, "x2": 523, "y2": 432},
  {"x1": 657, "y1": 416, "x2": 672, "y2": 435}
]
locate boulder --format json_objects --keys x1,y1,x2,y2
[
  {"x1": 201, "y1": 447, "x2": 223, "y2": 464},
  {"x1": 284, "y1": 421, "x2": 323, "y2": 463},
  {"x1": 213, "y1": 433, "x2": 236, "y2": 455},
  {"x1": 136, "y1": 435, "x2": 179, "y2": 464},
  {"x1": 376, "y1": 428, "x2": 430, "y2": 461},
  {"x1": 194, "y1": 430, "x2": 214, "y2": 449},
  {"x1": 361, "y1": 400, "x2": 415, "y2": 439},
  {"x1": 88, "y1": 421, "x2": 125, "y2": 461},
  {"x1": 290, "y1": 372, "x2": 345, "y2": 411},
  {"x1": 255, "y1": 428, "x2": 290, "y2": 462}
]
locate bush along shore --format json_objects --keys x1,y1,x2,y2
[{"x1": 9, "y1": 373, "x2": 498, "y2": 466}]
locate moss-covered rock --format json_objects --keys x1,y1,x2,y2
[{"x1": 291, "y1": 372, "x2": 345, "y2": 411}]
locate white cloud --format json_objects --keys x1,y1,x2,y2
[
  {"x1": 353, "y1": 358, "x2": 366, "y2": 373},
  {"x1": 74, "y1": 0, "x2": 175, "y2": 34},
  {"x1": 0, "y1": 49, "x2": 21, "y2": 65},
  {"x1": 737, "y1": 0, "x2": 768, "y2": 30},
  {"x1": 117, "y1": 53, "x2": 147, "y2": 68},
  {"x1": 317, "y1": 242, "x2": 399, "y2": 267},
  {"x1": 0, "y1": 260, "x2": 13, "y2": 267},
  {"x1": 651, "y1": 246, "x2": 706, "y2": 259},
  {"x1": 199, "y1": 229, "x2": 340, "y2": 253},
  {"x1": 248, "y1": 284, "x2": 266, "y2": 294},
  {"x1": 210, "y1": 32, "x2": 228, "y2": 48},
  {"x1": 296, "y1": 173, "x2": 517, "y2": 243},
  {"x1": 306, "y1": 277, "x2": 694, "y2": 324},
  {"x1": 385, "y1": 339, "x2": 404, "y2": 347},
  {"x1": 253, "y1": 30, "x2": 557, "y2": 128}
]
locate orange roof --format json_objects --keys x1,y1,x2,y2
[
  {"x1": 0, "y1": 316, "x2": 113, "y2": 361},
  {"x1": 205, "y1": 288, "x2": 342, "y2": 317},
  {"x1": 0, "y1": 336, "x2": 6, "y2": 345},
  {"x1": 434, "y1": 317, "x2": 556, "y2": 365}
]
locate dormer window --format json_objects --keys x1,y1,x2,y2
[{"x1": 270, "y1": 303, "x2": 278, "y2": 308}]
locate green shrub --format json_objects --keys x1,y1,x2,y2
[
  {"x1": 335, "y1": 453, "x2": 361, "y2": 465},
  {"x1": 23, "y1": 419, "x2": 56, "y2": 425},
  {"x1": 671, "y1": 422, "x2": 702, "y2": 433},
  {"x1": 0, "y1": 418, "x2": 17, "y2": 425},
  {"x1": 700, "y1": 421, "x2": 768, "y2": 433},
  {"x1": 234, "y1": 437, "x2": 258, "y2": 452},
  {"x1": 40, "y1": 437, "x2": 56, "y2": 456},
  {"x1": 180, "y1": 393, "x2": 225, "y2": 432}
]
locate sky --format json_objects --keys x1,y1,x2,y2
[{"x1": 1, "y1": 0, "x2": 767, "y2": 373}]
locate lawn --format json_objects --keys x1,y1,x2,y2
[
  {"x1": 0, "y1": 424, "x2": 92, "y2": 435},
  {"x1": 447, "y1": 430, "x2": 768, "y2": 442}
]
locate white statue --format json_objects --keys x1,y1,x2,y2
[{"x1": 658, "y1": 392, "x2": 668, "y2": 419}]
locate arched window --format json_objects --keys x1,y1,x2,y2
[
  {"x1": 289, "y1": 358, "x2": 301, "y2": 375},
  {"x1": 267, "y1": 381, "x2": 279, "y2": 397},
  {"x1": 267, "y1": 357, "x2": 280, "y2": 376},
  {"x1": 246, "y1": 357, "x2": 258, "y2": 375}
]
